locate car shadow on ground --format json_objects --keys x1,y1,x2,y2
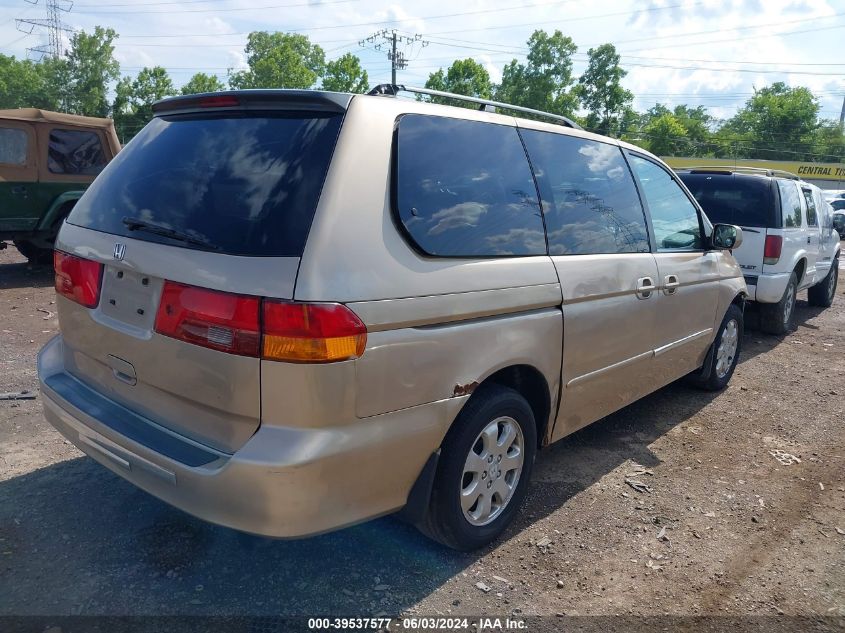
[
  {"x1": 0, "y1": 257, "x2": 53, "y2": 290},
  {"x1": 0, "y1": 309, "x2": 801, "y2": 617}
]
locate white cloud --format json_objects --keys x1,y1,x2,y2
[{"x1": 0, "y1": 0, "x2": 840, "y2": 114}]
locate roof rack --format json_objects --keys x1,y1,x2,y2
[
  {"x1": 678, "y1": 165, "x2": 800, "y2": 180},
  {"x1": 367, "y1": 84, "x2": 583, "y2": 130}
]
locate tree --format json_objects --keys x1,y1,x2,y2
[
  {"x1": 643, "y1": 113, "x2": 688, "y2": 156},
  {"x1": 0, "y1": 55, "x2": 61, "y2": 110},
  {"x1": 229, "y1": 32, "x2": 325, "y2": 89},
  {"x1": 113, "y1": 66, "x2": 176, "y2": 142},
  {"x1": 424, "y1": 58, "x2": 492, "y2": 107},
  {"x1": 496, "y1": 30, "x2": 579, "y2": 117},
  {"x1": 719, "y1": 82, "x2": 820, "y2": 160},
  {"x1": 64, "y1": 26, "x2": 121, "y2": 117},
  {"x1": 576, "y1": 43, "x2": 633, "y2": 137},
  {"x1": 180, "y1": 72, "x2": 226, "y2": 95},
  {"x1": 321, "y1": 53, "x2": 368, "y2": 93}
]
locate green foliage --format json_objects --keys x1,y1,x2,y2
[
  {"x1": 0, "y1": 55, "x2": 61, "y2": 110},
  {"x1": 424, "y1": 58, "x2": 492, "y2": 108},
  {"x1": 63, "y1": 26, "x2": 121, "y2": 117},
  {"x1": 576, "y1": 43, "x2": 633, "y2": 137},
  {"x1": 180, "y1": 72, "x2": 227, "y2": 95},
  {"x1": 718, "y1": 82, "x2": 820, "y2": 160},
  {"x1": 113, "y1": 66, "x2": 176, "y2": 142},
  {"x1": 322, "y1": 53, "x2": 369, "y2": 93},
  {"x1": 643, "y1": 113, "x2": 689, "y2": 156},
  {"x1": 496, "y1": 30, "x2": 579, "y2": 117},
  {"x1": 229, "y1": 32, "x2": 325, "y2": 89}
]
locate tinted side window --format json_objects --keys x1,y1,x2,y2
[
  {"x1": 628, "y1": 155, "x2": 703, "y2": 251},
  {"x1": 48, "y1": 129, "x2": 107, "y2": 175},
  {"x1": 801, "y1": 188, "x2": 817, "y2": 226},
  {"x1": 0, "y1": 127, "x2": 28, "y2": 165},
  {"x1": 394, "y1": 115, "x2": 545, "y2": 257},
  {"x1": 777, "y1": 181, "x2": 803, "y2": 228},
  {"x1": 833, "y1": 199, "x2": 845, "y2": 211},
  {"x1": 520, "y1": 130, "x2": 649, "y2": 255}
]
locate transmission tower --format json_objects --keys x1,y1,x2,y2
[
  {"x1": 15, "y1": 0, "x2": 74, "y2": 60},
  {"x1": 359, "y1": 29, "x2": 428, "y2": 84}
]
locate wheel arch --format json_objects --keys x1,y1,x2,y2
[{"x1": 466, "y1": 364, "x2": 553, "y2": 449}]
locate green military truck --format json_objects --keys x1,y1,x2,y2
[{"x1": 0, "y1": 108, "x2": 121, "y2": 262}]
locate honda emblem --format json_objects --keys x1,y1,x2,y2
[{"x1": 113, "y1": 243, "x2": 126, "y2": 260}]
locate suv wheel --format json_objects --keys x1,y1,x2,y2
[
  {"x1": 689, "y1": 303, "x2": 743, "y2": 391},
  {"x1": 421, "y1": 384, "x2": 536, "y2": 551},
  {"x1": 760, "y1": 271, "x2": 797, "y2": 335},
  {"x1": 13, "y1": 240, "x2": 53, "y2": 265},
  {"x1": 807, "y1": 259, "x2": 838, "y2": 308}
]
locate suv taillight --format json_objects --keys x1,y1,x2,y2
[
  {"x1": 153, "y1": 281, "x2": 367, "y2": 363},
  {"x1": 763, "y1": 235, "x2": 783, "y2": 265},
  {"x1": 54, "y1": 250, "x2": 103, "y2": 308}
]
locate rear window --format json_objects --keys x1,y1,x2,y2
[
  {"x1": 68, "y1": 112, "x2": 342, "y2": 257},
  {"x1": 777, "y1": 180, "x2": 803, "y2": 228},
  {"x1": 678, "y1": 173, "x2": 776, "y2": 228}
]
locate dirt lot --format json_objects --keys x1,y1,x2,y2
[{"x1": 1, "y1": 244, "x2": 844, "y2": 623}]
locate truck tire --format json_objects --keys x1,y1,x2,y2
[
  {"x1": 759, "y1": 272, "x2": 797, "y2": 335},
  {"x1": 13, "y1": 240, "x2": 53, "y2": 265},
  {"x1": 807, "y1": 258, "x2": 838, "y2": 308}
]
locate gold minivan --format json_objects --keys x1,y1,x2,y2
[{"x1": 37, "y1": 86, "x2": 746, "y2": 550}]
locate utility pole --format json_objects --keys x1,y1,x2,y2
[
  {"x1": 15, "y1": 0, "x2": 74, "y2": 60},
  {"x1": 839, "y1": 94, "x2": 845, "y2": 131},
  {"x1": 360, "y1": 29, "x2": 428, "y2": 85}
]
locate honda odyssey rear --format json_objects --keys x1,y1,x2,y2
[{"x1": 39, "y1": 88, "x2": 747, "y2": 550}]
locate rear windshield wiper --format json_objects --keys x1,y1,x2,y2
[{"x1": 122, "y1": 217, "x2": 219, "y2": 251}]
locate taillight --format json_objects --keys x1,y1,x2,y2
[
  {"x1": 152, "y1": 281, "x2": 367, "y2": 363},
  {"x1": 263, "y1": 300, "x2": 367, "y2": 363},
  {"x1": 154, "y1": 281, "x2": 261, "y2": 356},
  {"x1": 54, "y1": 250, "x2": 103, "y2": 308},
  {"x1": 763, "y1": 235, "x2": 783, "y2": 265}
]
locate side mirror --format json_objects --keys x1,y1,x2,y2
[{"x1": 712, "y1": 224, "x2": 743, "y2": 251}]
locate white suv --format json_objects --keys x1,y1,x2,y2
[{"x1": 680, "y1": 168, "x2": 840, "y2": 334}]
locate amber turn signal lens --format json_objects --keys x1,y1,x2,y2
[{"x1": 262, "y1": 300, "x2": 367, "y2": 363}]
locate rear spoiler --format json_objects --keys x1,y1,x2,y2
[{"x1": 152, "y1": 90, "x2": 353, "y2": 116}]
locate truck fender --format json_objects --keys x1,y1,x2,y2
[{"x1": 36, "y1": 191, "x2": 85, "y2": 231}]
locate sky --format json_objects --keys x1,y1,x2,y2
[{"x1": 0, "y1": 0, "x2": 843, "y2": 123}]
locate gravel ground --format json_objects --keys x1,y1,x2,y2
[{"x1": 1, "y1": 244, "x2": 844, "y2": 622}]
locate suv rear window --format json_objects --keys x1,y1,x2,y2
[
  {"x1": 0, "y1": 127, "x2": 28, "y2": 165},
  {"x1": 678, "y1": 173, "x2": 776, "y2": 228},
  {"x1": 68, "y1": 112, "x2": 342, "y2": 257}
]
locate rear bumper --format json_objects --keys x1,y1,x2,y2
[
  {"x1": 38, "y1": 335, "x2": 461, "y2": 537},
  {"x1": 746, "y1": 271, "x2": 790, "y2": 303}
]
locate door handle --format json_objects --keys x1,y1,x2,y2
[
  {"x1": 636, "y1": 277, "x2": 656, "y2": 299},
  {"x1": 663, "y1": 274, "x2": 680, "y2": 295},
  {"x1": 10, "y1": 185, "x2": 27, "y2": 196},
  {"x1": 807, "y1": 236, "x2": 811, "y2": 244}
]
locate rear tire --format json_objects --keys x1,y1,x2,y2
[
  {"x1": 688, "y1": 304, "x2": 743, "y2": 391},
  {"x1": 759, "y1": 272, "x2": 797, "y2": 335},
  {"x1": 13, "y1": 239, "x2": 53, "y2": 265},
  {"x1": 807, "y1": 258, "x2": 838, "y2": 308},
  {"x1": 420, "y1": 384, "x2": 536, "y2": 551}
]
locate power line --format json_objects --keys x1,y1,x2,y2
[
  {"x1": 359, "y1": 29, "x2": 428, "y2": 84},
  {"x1": 15, "y1": 0, "x2": 74, "y2": 59}
]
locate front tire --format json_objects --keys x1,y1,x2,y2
[
  {"x1": 759, "y1": 271, "x2": 797, "y2": 335},
  {"x1": 420, "y1": 385, "x2": 537, "y2": 551},
  {"x1": 689, "y1": 303, "x2": 743, "y2": 391},
  {"x1": 807, "y1": 258, "x2": 838, "y2": 307}
]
